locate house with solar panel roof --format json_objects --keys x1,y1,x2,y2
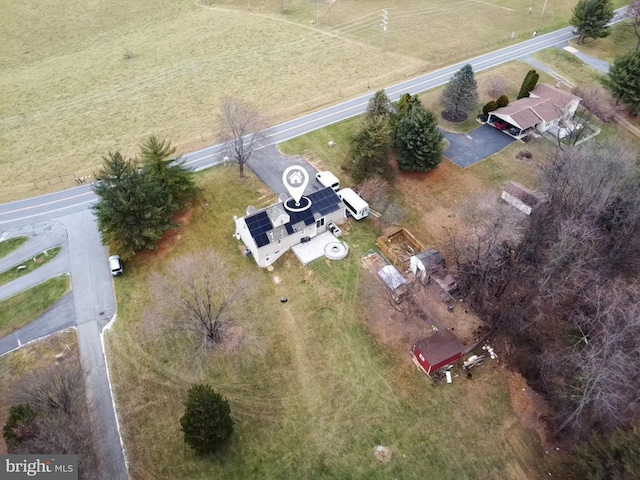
[{"x1": 234, "y1": 186, "x2": 348, "y2": 267}]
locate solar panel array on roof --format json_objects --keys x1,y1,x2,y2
[
  {"x1": 245, "y1": 211, "x2": 272, "y2": 238},
  {"x1": 287, "y1": 206, "x2": 315, "y2": 227},
  {"x1": 243, "y1": 187, "x2": 342, "y2": 248},
  {"x1": 254, "y1": 233, "x2": 269, "y2": 248},
  {"x1": 308, "y1": 187, "x2": 342, "y2": 216}
]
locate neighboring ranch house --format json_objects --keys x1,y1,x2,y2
[
  {"x1": 411, "y1": 330, "x2": 464, "y2": 375},
  {"x1": 234, "y1": 187, "x2": 346, "y2": 268},
  {"x1": 488, "y1": 84, "x2": 581, "y2": 139}
]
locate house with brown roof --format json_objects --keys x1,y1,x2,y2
[{"x1": 487, "y1": 84, "x2": 581, "y2": 139}]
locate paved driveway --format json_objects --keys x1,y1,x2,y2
[
  {"x1": 247, "y1": 144, "x2": 321, "y2": 198},
  {"x1": 442, "y1": 124, "x2": 516, "y2": 168},
  {"x1": 0, "y1": 213, "x2": 126, "y2": 480}
]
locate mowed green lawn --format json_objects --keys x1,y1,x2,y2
[
  {"x1": 1, "y1": 0, "x2": 593, "y2": 200},
  {"x1": 107, "y1": 165, "x2": 544, "y2": 479}
]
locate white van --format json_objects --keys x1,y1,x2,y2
[
  {"x1": 337, "y1": 188, "x2": 369, "y2": 220},
  {"x1": 315, "y1": 171, "x2": 340, "y2": 192}
]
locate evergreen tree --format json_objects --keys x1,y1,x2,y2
[
  {"x1": 441, "y1": 64, "x2": 479, "y2": 121},
  {"x1": 395, "y1": 93, "x2": 420, "y2": 118},
  {"x1": 482, "y1": 100, "x2": 498, "y2": 115},
  {"x1": 517, "y1": 69, "x2": 539, "y2": 99},
  {"x1": 395, "y1": 100, "x2": 444, "y2": 172},
  {"x1": 347, "y1": 116, "x2": 393, "y2": 183},
  {"x1": 571, "y1": 0, "x2": 614, "y2": 45},
  {"x1": 3, "y1": 404, "x2": 38, "y2": 452},
  {"x1": 93, "y1": 138, "x2": 198, "y2": 258},
  {"x1": 366, "y1": 90, "x2": 393, "y2": 119},
  {"x1": 496, "y1": 95, "x2": 509, "y2": 108},
  {"x1": 140, "y1": 136, "x2": 198, "y2": 210},
  {"x1": 94, "y1": 156, "x2": 172, "y2": 258},
  {"x1": 180, "y1": 384, "x2": 234, "y2": 456},
  {"x1": 605, "y1": 51, "x2": 640, "y2": 115}
]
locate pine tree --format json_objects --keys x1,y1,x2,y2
[
  {"x1": 93, "y1": 138, "x2": 198, "y2": 259},
  {"x1": 395, "y1": 100, "x2": 444, "y2": 172},
  {"x1": 180, "y1": 384, "x2": 234, "y2": 456},
  {"x1": 347, "y1": 116, "x2": 393, "y2": 183},
  {"x1": 517, "y1": 70, "x2": 539, "y2": 99},
  {"x1": 366, "y1": 90, "x2": 393, "y2": 119},
  {"x1": 605, "y1": 51, "x2": 640, "y2": 115},
  {"x1": 441, "y1": 64, "x2": 479, "y2": 121},
  {"x1": 571, "y1": 0, "x2": 614, "y2": 45},
  {"x1": 140, "y1": 136, "x2": 198, "y2": 210},
  {"x1": 94, "y1": 156, "x2": 173, "y2": 258}
]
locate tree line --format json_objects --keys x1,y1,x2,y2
[{"x1": 448, "y1": 139, "x2": 640, "y2": 475}]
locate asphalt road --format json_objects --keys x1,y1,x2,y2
[
  {"x1": 0, "y1": 7, "x2": 630, "y2": 229},
  {"x1": 1, "y1": 13, "x2": 630, "y2": 229}
]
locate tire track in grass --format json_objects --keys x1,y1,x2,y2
[{"x1": 336, "y1": 253, "x2": 400, "y2": 409}]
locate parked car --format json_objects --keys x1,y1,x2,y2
[
  {"x1": 109, "y1": 255, "x2": 124, "y2": 276},
  {"x1": 493, "y1": 119, "x2": 509, "y2": 130}
]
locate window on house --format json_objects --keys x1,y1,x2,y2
[{"x1": 316, "y1": 218, "x2": 325, "y2": 228}]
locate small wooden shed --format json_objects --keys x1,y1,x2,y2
[
  {"x1": 377, "y1": 264, "x2": 409, "y2": 302},
  {"x1": 411, "y1": 330, "x2": 464, "y2": 375},
  {"x1": 410, "y1": 248, "x2": 458, "y2": 293}
]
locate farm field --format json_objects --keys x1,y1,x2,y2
[
  {"x1": 106, "y1": 164, "x2": 548, "y2": 479},
  {"x1": 1, "y1": 0, "x2": 599, "y2": 201}
]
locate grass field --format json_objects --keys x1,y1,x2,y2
[
  {"x1": 0, "y1": 274, "x2": 71, "y2": 338},
  {"x1": 0, "y1": 246, "x2": 62, "y2": 287},
  {"x1": 568, "y1": 20, "x2": 640, "y2": 63},
  {"x1": 2, "y1": 0, "x2": 599, "y2": 201},
  {"x1": 106, "y1": 162, "x2": 546, "y2": 479},
  {"x1": 0, "y1": 237, "x2": 28, "y2": 259},
  {"x1": 534, "y1": 47, "x2": 606, "y2": 87}
]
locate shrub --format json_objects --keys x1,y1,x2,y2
[
  {"x1": 180, "y1": 384, "x2": 234, "y2": 455},
  {"x1": 482, "y1": 101, "x2": 498, "y2": 115},
  {"x1": 496, "y1": 95, "x2": 509, "y2": 108}
]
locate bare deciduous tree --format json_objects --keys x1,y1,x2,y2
[
  {"x1": 358, "y1": 176, "x2": 390, "y2": 213},
  {"x1": 18, "y1": 360, "x2": 85, "y2": 416},
  {"x1": 216, "y1": 98, "x2": 265, "y2": 179},
  {"x1": 572, "y1": 86, "x2": 622, "y2": 122},
  {"x1": 11, "y1": 359, "x2": 99, "y2": 480},
  {"x1": 486, "y1": 76, "x2": 507, "y2": 97},
  {"x1": 148, "y1": 250, "x2": 257, "y2": 352},
  {"x1": 449, "y1": 140, "x2": 640, "y2": 440}
]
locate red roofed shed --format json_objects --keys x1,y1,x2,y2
[{"x1": 411, "y1": 330, "x2": 464, "y2": 375}]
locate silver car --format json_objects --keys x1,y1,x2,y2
[{"x1": 108, "y1": 255, "x2": 124, "y2": 276}]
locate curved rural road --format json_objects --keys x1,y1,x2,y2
[{"x1": 0, "y1": 9, "x2": 628, "y2": 480}]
